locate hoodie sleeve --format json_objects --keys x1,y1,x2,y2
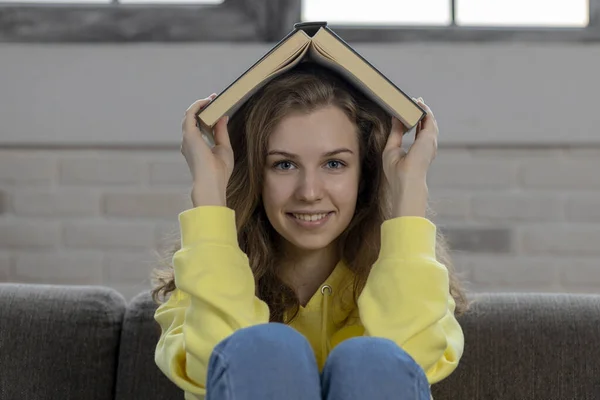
[
  {"x1": 357, "y1": 216, "x2": 464, "y2": 384},
  {"x1": 153, "y1": 206, "x2": 270, "y2": 398}
]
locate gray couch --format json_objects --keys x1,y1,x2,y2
[{"x1": 1, "y1": 283, "x2": 599, "y2": 400}]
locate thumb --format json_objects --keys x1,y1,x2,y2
[
  {"x1": 213, "y1": 115, "x2": 232, "y2": 149},
  {"x1": 384, "y1": 117, "x2": 404, "y2": 152}
]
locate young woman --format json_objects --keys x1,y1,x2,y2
[{"x1": 152, "y1": 62, "x2": 468, "y2": 400}]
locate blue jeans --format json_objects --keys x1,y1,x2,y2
[{"x1": 206, "y1": 323, "x2": 431, "y2": 400}]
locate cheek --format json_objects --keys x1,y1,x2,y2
[
  {"x1": 262, "y1": 174, "x2": 291, "y2": 210},
  {"x1": 329, "y1": 170, "x2": 360, "y2": 208}
]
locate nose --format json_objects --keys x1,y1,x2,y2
[{"x1": 295, "y1": 169, "x2": 324, "y2": 202}]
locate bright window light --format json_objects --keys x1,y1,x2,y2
[
  {"x1": 0, "y1": 0, "x2": 109, "y2": 3},
  {"x1": 456, "y1": 0, "x2": 589, "y2": 27},
  {"x1": 119, "y1": 0, "x2": 222, "y2": 3},
  {"x1": 0, "y1": 0, "x2": 222, "y2": 3},
  {"x1": 302, "y1": 0, "x2": 451, "y2": 26}
]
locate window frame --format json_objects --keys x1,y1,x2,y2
[{"x1": 0, "y1": 0, "x2": 598, "y2": 43}]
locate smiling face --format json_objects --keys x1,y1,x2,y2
[{"x1": 262, "y1": 105, "x2": 361, "y2": 254}]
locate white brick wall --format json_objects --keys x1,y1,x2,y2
[
  {"x1": 60, "y1": 156, "x2": 147, "y2": 185},
  {"x1": 0, "y1": 252, "x2": 11, "y2": 281},
  {"x1": 0, "y1": 147, "x2": 599, "y2": 300}
]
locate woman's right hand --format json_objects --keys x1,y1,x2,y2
[{"x1": 181, "y1": 94, "x2": 234, "y2": 207}]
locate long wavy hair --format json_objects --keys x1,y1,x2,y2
[{"x1": 151, "y1": 62, "x2": 469, "y2": 321}]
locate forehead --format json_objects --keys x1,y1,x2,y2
[{"x1": 268, "y1": 106, "x2": 359, "y2": 153}]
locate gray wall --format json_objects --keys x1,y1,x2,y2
[{"x1": 1, "y1": 41, "x2": 599, "y2": 300}]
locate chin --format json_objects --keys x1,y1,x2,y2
[{"x1": 285, "y1": 235, "x2": 336, "y2": 252}]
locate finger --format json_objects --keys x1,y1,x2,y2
[
  {"x1": 384, "y1": 117, "x2": 404, "y2": 152},
  {"x1": 213, "y1": 115, "x2": 232, "y2": 149},
  {"x1": 182, "y1": 94, "x2": 217, "y2": 133},
  {"x1": 414, "y1": 100, "x2": 438, "y2": 157},
  {"x1": 416, "y1": 100, "x2": 438, "y2": 136}
]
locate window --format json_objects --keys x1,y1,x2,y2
[
  {"x1": 456, "y1": 0, "x2": 589, "y2": 27},
  {"x1": 303, "y1": 0, "x2": 589, "y2": 27},
  {"x1": 0, "y1": 0, "x2": 598, "y2": 42},
  {"x1": 302, "y1": 0, "x2": 452, "y2": 26}
]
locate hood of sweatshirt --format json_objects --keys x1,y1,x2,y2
[{"x1": 287, "y1": 261, "x2": 364, "y2": 369}]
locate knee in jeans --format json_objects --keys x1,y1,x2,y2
[
  {"x1": 220, "y1": 323, "x2": 311, "y2": 357},
  {"x1": 327, "y1": 336, "x2": 424, "y2": 376}
]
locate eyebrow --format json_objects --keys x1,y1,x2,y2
[{"x1": 266, "y1": 148, "x2": 354, "y2": 158}]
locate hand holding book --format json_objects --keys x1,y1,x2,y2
[
  {"x1": 384, "y1": 98, "x2": 438, "y2": 218},
  {"x1": 181, "y1": 94, "x2": 234, "y2": 208}
]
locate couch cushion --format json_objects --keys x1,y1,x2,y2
[
  {"x1": 115, "y1": 291, "x2": 184, "y2": 400},
  {"x1": 432, "y1": 292, "x2": 600, "y2": 400},
  {"x1": 0, "y1": 283, "x2": 126, "y2": 400}
]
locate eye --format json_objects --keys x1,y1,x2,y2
[
  {"x1": 325, "y1": 160, "x2": 345, "y2": 169},
  {"x1": 273, "y1": 160, "x2": 296, "y2": 170}
]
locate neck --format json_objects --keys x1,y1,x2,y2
[{"x1": 279, "y1": 243, "x2": 340, "y2": 306}]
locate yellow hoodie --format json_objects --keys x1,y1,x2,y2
[{"x1": 154, "y1": 206, "x2": 464, "y2": 400}]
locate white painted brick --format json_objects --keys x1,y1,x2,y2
[
  {"x1": 155, "y1": 222, "x2": 180, "y2": 250},
  {"x1": 60, "y1": 156, "x2": 146, "y2": 185},
  {"x1": 63, "y1": 221, "x2": 156, "y2": 249},
  {"x1": 559, "y1": 258, "x2": 600, "y2": 286},
  {"x1": 520, "y1": 225, "x2": 600, "y2": 256},
  {"x1": 103, "y1": 251, "x2": 158, "y2": 284},
  {"x1": 0, "y1": 151, "x2": 56, "y2": 185},
  {"x1": 565, "y1": 148, "x2": 600, "y2": 158},
  {"x1": 12, "y1": 189, "x2": 101, "y2": 217},
  {"x1": 447, "y1": 252, "x2": 474, "y2": 281},
  {"x1": 0, "y1": 252, "x2": 12, "y2": 281},
  {"x1": 103, "y1": 192, "x2": 191, "y2": 219},
  {"x1": 429, "y1": 191, "x2": 471, "y2": 219},
  {"x1": 149, "y1": 158, "x2": 191, "y2": 185},
  {"x1": 432, "y1": 148, "x2": 472, "y2": 162},
  {"x1": 0, "y1": 189, "x2": 8, "y2": 215},
  {"x1": 13, "y1": 251, "x2": 103, "y2": 284},
  {"x1": 472, "y1": 193, "x2": 564, "y2": 222},
  {"x1": 470, "y1": 148, "x2": 563, "y2": 160},
  {"x1": 519, "y1": 159, "x2": 600, "y2": 189},
  {"x1": 428, "y1": 159, "x2": 518, "y2": 189},
  {"x1": 441, "y1": 226, "x2": 512, "y2": 254},
  {"x1": 108, "y1": 282, "x2": 153, "y2": 302},
  {"x1": 470, "y1": 256, "x2": 559, "y2": 286},
  {"x1": 0, "y1": 220, "x2": 61, "y2": 248},
  {"x1": 565, "y1": 195, "x2": 600, "y2": 222}
]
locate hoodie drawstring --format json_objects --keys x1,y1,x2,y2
[{"x1": 320, "y1": 284, "x2": 332, "y2": 360}]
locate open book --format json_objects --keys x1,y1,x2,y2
[{"x1": 197, "y1": 21, "x2": 426, "y2": 136}]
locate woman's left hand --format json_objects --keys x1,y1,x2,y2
[{"x1": 382, "y1": 98, "x2": 438, "y2": 218}]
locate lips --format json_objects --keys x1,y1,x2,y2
[
  {"x1": 285, "y1": 211, "x2": 334, "y2": 229},
  {"x1": 290, "y1": 213, "x2": 330, "y2": 222}
]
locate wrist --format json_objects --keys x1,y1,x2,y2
[
  {"x1": 191, "y1": 185, "x2": 226, "y2": 208},
  {"x1": 391, "y1": 181, "x2": 429, "y2": 218}
]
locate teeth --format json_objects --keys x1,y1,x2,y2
[{"x1": 292, "y1": 213, "x2": 329, "y2": 222}]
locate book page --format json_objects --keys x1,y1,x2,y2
[
  {"x1": 266, "y1": 43, "x2": 312, "y2": 80},
  {"x1": 310, "y1": 29, "x2": 424, "y2": 128},
  {"x1": 198, "y1": 30, "x2": 311, "y2": 127},
  {"x1": 307, "y1": 42, "x2": 403, "y2": 124}
]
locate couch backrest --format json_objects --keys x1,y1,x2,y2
[
  {"x1": 432, "y1": 292, "x2": 600, "y2": 400},
  {"x1": 0, "y1": 283, "x2": 126, "y2": 400},
  {"x1": 2, "y1": 285, "x2": 600, "y2": 400},
  {"x1": 114, "y1": 291, "x2": 183, "y2": 400}
]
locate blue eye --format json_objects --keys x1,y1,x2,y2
[
  {"x1": 326, "y1": 160, "x2": 345, "y2": 169},
  {"x1": 274, "y1": 161, "x2": 295, "y2": 170}
]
